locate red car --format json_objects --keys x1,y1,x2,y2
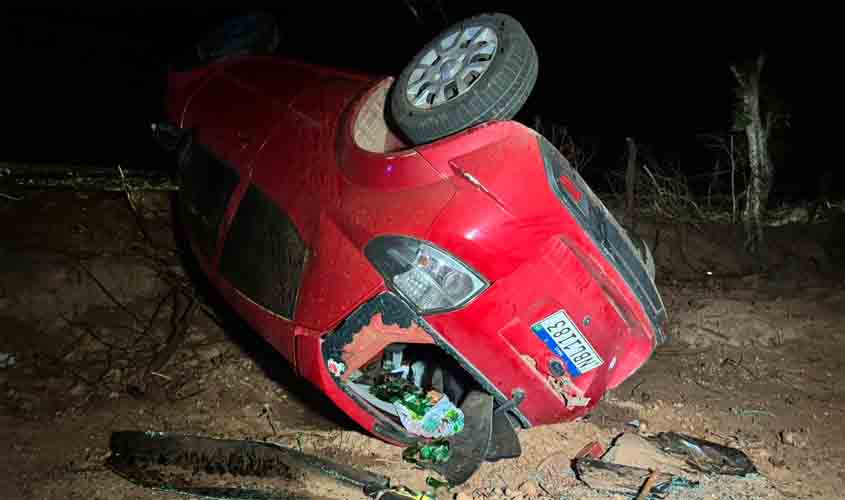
[{"x1": 154, "y1": 11, "x2": 666, "y2": 482}]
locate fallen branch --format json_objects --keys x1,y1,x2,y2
[
  {"x1": 0, "y1": 162, "x2": 178, "y2": 191},
  {"x1": 118, "y1": 164, "x2": 156, "y2": 245},
  {"x1": 75, "y1": 259, "x2": 145, "y2": 326},
  {"x1": 145, "y1": 295, "x2": 198, "y2": 380}
]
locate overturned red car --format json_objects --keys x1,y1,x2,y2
[{"x1": 154, "y1": 10, "x2": 666, "y2": 481}]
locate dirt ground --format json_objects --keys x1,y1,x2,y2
[{"x1": 2, "y1": 189, "x2": 844, "y2": 500}]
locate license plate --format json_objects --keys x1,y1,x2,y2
[{"x1": 531, "y1": 309, "x2": 603, "y2": 377}]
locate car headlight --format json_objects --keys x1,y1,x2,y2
[{"x1": 365, "y1": 236, "x2": 488, "y2": 314}]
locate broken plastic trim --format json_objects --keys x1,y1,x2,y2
[
  {"x1": 647, "y1": 432, "x2": 758, "y2": 476},
  {"x1": 412, "y1": 311, "x2": 532, "y2": 429},
  {"x1": 107, "y1": 430, "x2": 394, "y2": 499},
  {"x1": 322, "y1": 292, "x2": 531, "y2": 431},
  {"x1": 574, "y1": 458, "x2": 697, "y2": 497},
  {"x1": 323, "y1": 293, "x2": 434, "y2": 445}
]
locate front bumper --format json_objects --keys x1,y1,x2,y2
[{"x1": 317, "y1": 292, "x2": 531, "y2": 445}]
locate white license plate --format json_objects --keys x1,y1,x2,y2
[{"x1": 531, "y1": 309, "x2": 603, "y2": 377}]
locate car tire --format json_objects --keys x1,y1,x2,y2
[
  {"x1": 170, "y1": 11, "x2": 280, "y2": 72},
  {"x1": 388, "y1": 12, "x2": 538, "y2": 146}
]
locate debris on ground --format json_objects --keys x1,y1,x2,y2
[
  {"x1": 106, "y1": 430, "x2": 437, "y2": 500},
  {"x1": 646, "y1": 432, "x2": 758, "y2": 476},
  {"x1": 403, "y1": 439, "x2": 451, "y2": 466},
  {"x1": 601, "y1": 433, "x2": 694, "y2": 476},
  {"x1": 371, "y1": 375, "x2": 465, "y2": 438},
  {"x1": 0, "y1": 352, "x2": 15, "y2": 369},
  {"x1": 574, "y1": 458, "x2": 696, "y2": 498},
  {"x1": 625, "y1": 419, "x2": 642, "y2": 430},
  {"x1": 573, "y1": 431, "x2": 759, "y2": 498}
]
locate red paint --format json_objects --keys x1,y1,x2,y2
[
  {"x1": 560, "y1": 175, "x2": 582, "y2": 202},
  {"x1": 164, "y1": 53, "x2": 664, "y2": 443}
]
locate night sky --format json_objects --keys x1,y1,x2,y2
[{"x1": 1, "y1": 7, "x2": 806, "y2": 198}]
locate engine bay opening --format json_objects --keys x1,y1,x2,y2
[
  {"x1": 343, "y1": 342, "x2": 476, "y2": 420},
  {"x1": 320, "y1": 293, "x2": 490, "y2": 439},
  {"x1": 320, "y1": 293, "x2": 528, "y2": 444}
]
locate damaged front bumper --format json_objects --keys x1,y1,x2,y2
[{"x1": 320, "y1": 292, "x2": 531, "y2": 446}]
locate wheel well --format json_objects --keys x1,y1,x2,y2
[{"x1": 352, "y1": 79, "x2": 410, "y2": 154}]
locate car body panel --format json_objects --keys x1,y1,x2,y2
[{"x1": 162, "y1": 51, "x2": 666, "y2": 444}]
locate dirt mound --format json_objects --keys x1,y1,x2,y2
[{"x1": 670, "y1": 296, "x2": 799, "y2": 348}]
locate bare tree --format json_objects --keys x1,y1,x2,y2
[
  {"x1": 731, "y1": 53, "x2": 773, "y2": 256},
  {"x1": 698, "y1": 132, "x2": 744, "y2": 223}
]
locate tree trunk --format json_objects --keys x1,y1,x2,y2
[
  {"x1": 0, "y1": 163, "x2": 178, "y2": 192},
  {"x1": 732, "y1": 54, "x2": 773, "y2": 257}
]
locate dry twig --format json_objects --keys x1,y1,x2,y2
[
  {"x1": 145, "y1": 295, "x2": 198, "y2": 379},
  {"x1": 75, "y1": 259, "x2": 145, "y2": 325},
  {"x1": 635, "y1": 469, "x2": 660, "y2": 500}
]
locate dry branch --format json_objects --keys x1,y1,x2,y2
[
  {"x1": 625, "y1": 137, "x2": 638, "y2": 232},
  {"x1": 145, "y1": 294, "x2": 198, "y2": 380},
  {"x1": 0, "y1": 162, "x2": 178, "y2": 192}
]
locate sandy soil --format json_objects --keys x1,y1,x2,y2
[{"x1": 2, "y1": 190, "x2": 844, "y2": 500}]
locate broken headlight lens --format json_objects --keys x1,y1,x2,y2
[{"x1": 365, "y1": 236, "x2": 488, "y2": 314}]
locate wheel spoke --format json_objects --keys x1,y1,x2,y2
[
  {"x1": 419, "y1": 50, "x2": 439, "y2": 67},
  {"x1": 434, "y1": 84, "x2": 448, "y2": 106},
  {"x1": 407, "y1": 77, "x2": 427, "y2": 96},
  {"x1": 467, "y1": 43, "x2": 496, "y2": 62},
  {"x1": 468, "y1": 26, "x2": 487, "y2": 46},
  {"x1": 459, "y1": 62, "x2": 489, "y2": 79},
  {"x1": 455, "y1": 75, "x2": 469, "y2": 94},
  {"x1": 439, "y1": 31, "x2": 460, "y2": 51},
  {"x1": 456, "y1": 27, "x2": 476, "y2": 47},
  {"x1": 413, "y1": 85, "x2": 436, "y2": 107}
]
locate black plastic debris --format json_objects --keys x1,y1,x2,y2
[
  {"x1": 574, "y1": 458, "x2": 697, "y2": 499},
  {"x1": 106, "y1": 430, "x2": 433, "y2": 500},
  {"x1": 428, "y1": 390, "x2": 494, "y2": 486},
  {"x1": 645, "y1": 432, "x2": 758, "y2": 476},
  {"x1": 485, "y1": 411, "x2": 522, "y2": 462},
  {"x1": 573, "y1": 431, "x2": 758, "y2": 499}
]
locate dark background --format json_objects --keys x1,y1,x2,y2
[{"x1": 0, "y1": 6, "x2": 809, "y2": 199}]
